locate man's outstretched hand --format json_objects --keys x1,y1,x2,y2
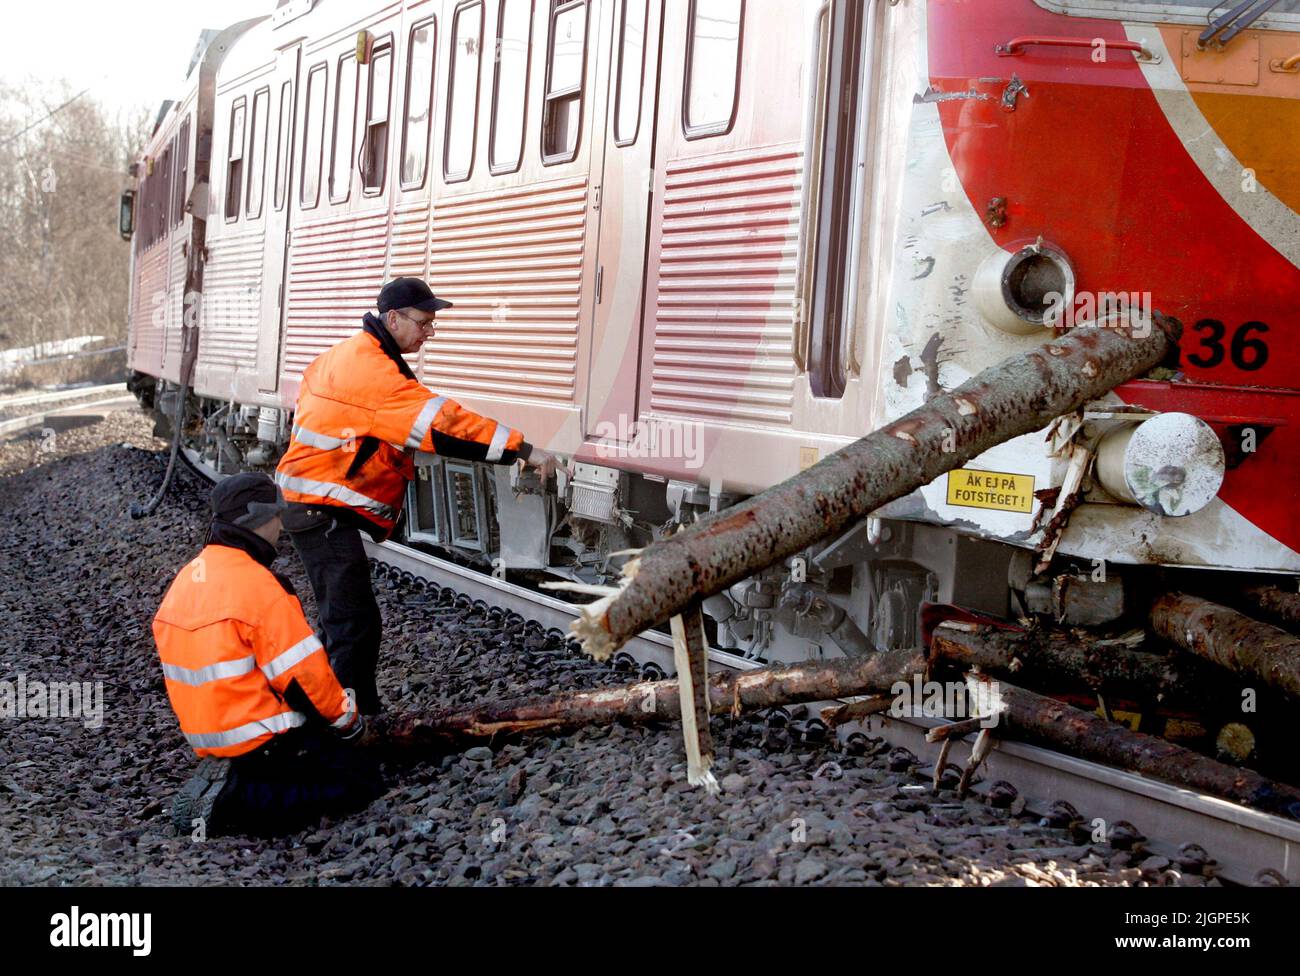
[{"x1": 525, "y1": 447, "x2": 570, "y2": 482}]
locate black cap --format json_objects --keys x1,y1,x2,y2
[
  {"x1": 377, "y1": 277, "x2": 453, "y2": 315},
  {"x1": 210, "y1": 473, "x2": 287, "y2": 529}
]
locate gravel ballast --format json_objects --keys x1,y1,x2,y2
[{"x1": 0, "y1": 409, "x2": 1190, "y2": 886}]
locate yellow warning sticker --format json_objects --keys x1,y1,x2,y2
[{"x1": 946, "y1": 468, "x2": 1035, "y2": 514}]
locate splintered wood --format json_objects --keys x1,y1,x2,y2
[{"x1": 670, "y1": 602, "x2": 718, "y2": 794}]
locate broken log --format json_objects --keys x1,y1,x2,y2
[
  {"x1": 926, "y1": 714, "x2": 987, "y2": 743},
  {"x1": 1242, "y1": 584, "x2": 1300, "y2": 634},
  {"x1": 820, "y1": 695, "x2": 893, "y2": 728},
  {"x1": 571, "y1": 317, "x2": 1177, "y2": 659},
  {"x1": 382, "y1": 648, "x2": 925, "y2": 751},
  {"x1": 929, "y1": 622, "x2": 1230, "y2": 711},
  {"x1": 965, "y1": 672, "x2": 1300, "y2": 820},
  {"x1": 1151, "y1": 593, "x2": 1300, "y2": 703}
]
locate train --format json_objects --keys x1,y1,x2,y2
[{"x1": 122, "y1": 0, "x2": 1300, "y2": 667}]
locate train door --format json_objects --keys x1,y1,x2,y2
[
  {"x1": 420, "y1": 0, "x2": 613, "y2": 451},
  {"x1": 634, "y1": 1, "x2": 870, "y2": 493},
  {"x1": 583, "y1": 0, "x2": 662, "y2": 442},
  {"x1": 256, "y1": 44, "x2": 301, "y2": 394}
]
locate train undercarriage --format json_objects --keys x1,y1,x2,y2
[{"x1": 135, "y1": 372, "x2": 1300, "y2": 791}]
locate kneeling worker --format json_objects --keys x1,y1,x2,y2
[
  {"x1": 275, "y1": 277, "x2": 563, "y2": 715},
  {"x1": 153, "y1": 473, "x2": 378, "y2": 836}
]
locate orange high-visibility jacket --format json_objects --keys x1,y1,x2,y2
[
  {"x1": 152, "y1": 544, "x2": 359, "y2": 758},
  {"x1": 275, "y1": 327, "x2": 525, "y2": 537}
]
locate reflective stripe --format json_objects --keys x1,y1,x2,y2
[
  {"x1": 184, "y1": 710, "x2": 306, "y2": 750},
  {"x1": 274, "y1": 472, "x2": 398, "y2": 521},
  {"x1": 162, "y1": 656, "x2": 257, "y2": 687},
  {"x1": 292, "y1": 423, "x2": 350, "y2": 451},
  {"x1": 331, "y1": 694, "x2": 358, "y2": 730},
  {"x1": 260, "y1": 634, "x2": 324, "y2": 682},
  {"x1": 484, "y1": 422, "x2": 510, "y2": 462},
  {"x1": 404, "y1": 396, "x2": 447, "y2": 450}
]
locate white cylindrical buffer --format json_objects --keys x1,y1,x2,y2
[{"x1": 1095, "y1": 412, "x2": 1225, "y2": 517}]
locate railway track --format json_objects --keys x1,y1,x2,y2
[
  {"x1": 0, "y1": 384, "x2": 135, "y2": 438},
  {"x1": 173, "y1": 441, "x2": 1299, "y2": 885},
  {"x1": 365, "y1": 538, "x2": 1300, "y2": 886}
]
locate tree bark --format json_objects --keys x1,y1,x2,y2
[
  {"x1": 1151, "y1": 593, "x2": 1300, "y2": 703},
  {"x1": 382, "y1": 648, "x2": 925, "y2": 751},
  {"x1": 967, "y1": 673, "x2": 1300, "y2": 820},
  {"x1": 929, "y1": 623, "x2": 1230, "y2": 711},
  {"x1": 1242, "y1": 584, "x2": 1300, "y2": 635},
  {"x1": 572, "y1": 319, "x2": 1177, "y2": 659}
]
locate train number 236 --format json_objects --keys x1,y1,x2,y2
[{"x1": 1184, "y1": 320, "x2": 1270, "y2": 372}]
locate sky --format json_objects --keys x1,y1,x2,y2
[{"x1": 1, "y1": 0, "x2": 273, "y2": 121}]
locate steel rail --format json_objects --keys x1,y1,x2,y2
[
  {"x1": 368, "y1": 537, "x2": 1300, "y2": 886},
  {"x1": 0, "y1": 394, "x2": 138, "y2": 438}
]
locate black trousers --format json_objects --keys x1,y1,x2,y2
[
  {"x1": 285, "y1": 504, "x2": 385, "y2": 714},
  {"x1": 214, "y1": 727, "x2": 383, "y2": 837}
]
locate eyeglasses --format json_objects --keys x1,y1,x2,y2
[{"x1": 395, "y1": 309, "x2": 436, "y2": 331}]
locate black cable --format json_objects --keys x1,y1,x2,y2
[{"x1": 129, "y1": 379, "x2": 188, "y2": 519}]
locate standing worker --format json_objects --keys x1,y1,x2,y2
[
  {"x1": 153, "y1": 473, "x2": 378, "y2": 836},
  {"x1": 275, "y1": 277, "x2": 562, "y2": 715}
]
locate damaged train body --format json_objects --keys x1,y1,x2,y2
[{"x1": 123, "y1": 0, "x2": 1300, "y2": 663}]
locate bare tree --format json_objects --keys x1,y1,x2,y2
[{"x1": 0, "y1": 80, "x2": 150, "y2": 381}]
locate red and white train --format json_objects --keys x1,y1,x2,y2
[{"x1": 124, "y1": 0, "x2": 1300, "y2": 661}]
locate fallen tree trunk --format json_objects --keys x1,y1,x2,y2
[
  {"x1": 1151, "y1": 593, "x2": 1300, "y2": 702},
  {"x1": 929, "y1": 622, "x2": 1229, "y2": 711},
  {"x1": 966, "y1": 673, "x2": 1300, "y2": 820},
  {"x1": 1242, "y1": 584, "x2": 1300, "y2": 634},
  {"x1": 571, "y1": 318, "x2": 1177, "y2": 659},
  {"x1": 382, "y1": 648, "x2": 925, "y2": 751}
]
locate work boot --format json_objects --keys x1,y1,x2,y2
[{"x1": 171, "y1": 757, "x2": 231, "y2": 837}]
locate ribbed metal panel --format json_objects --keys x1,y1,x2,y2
[
  {"x1": 282, "y1": 210, "x2": 390, "y2": 377},
  {"x1": 200, "y1": 226, "x2": 265, "y2": 369},
  {"x1": 129, "y1": 242, "x2": 171, "y2": 374},
  {"x1": 651, "y1": 146, "x2": 801, "y2": 426},
  {"x1": 423, "y1": 177, "x2": 588, "y2": 404},
  {"x1": 388, "y1": 199, "x2": 430, "y2": 279}
]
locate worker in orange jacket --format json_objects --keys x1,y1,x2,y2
[
  {"x1": 276, "y1": 277, "x2": 562, "y2": 715},
  {"x1": 154, "y1": 473, "x2": 380, "y2": 836}
]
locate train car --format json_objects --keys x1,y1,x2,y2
[{"x1": 122, "y1": 0, "x2": 1300, "y2": 666}]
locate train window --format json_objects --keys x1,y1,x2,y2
[
  {"x1": 246, "y1": 88, "x2": 270, "y2": 219},
  {"x1": 273, "y1": 81, "x2": 292, "y2": 210},
  {"x1": 684, "y1": 0, "x2": 742, "y2": 138},
  {"x1": 158, "y1": 141, "x2": 172, "y2": 236},
  {"x1": 225, "y1": 98, "x2": 246, "y2": 220},
  {"x1": 804, "y1": 0, "x2": 876, "y2": 399},
  {"x1": 173, "y1": 116, "x2": 190, "y2": 227},
  {"x1": 331, "y1": 52, "x2": 359, "y2": 203},
  {"x1": 613, "y1": 0, "x2": 647, "y2": 146},
  {"x1": 401, "y1": 18, "x2": 437, "y2": 189},
  {"x1": 301, "y1": 64, "x2": 327, "y2": 208},
  {"x1": 444, "y1": 1, "x2": 483, "y2": 182},
  {"x1": 490, "y1": 0, "x2": 532, "y2": 174},
  {"x1": 542, "y1": 0, "x2": 587, "y2": 164},
  {"x1": 363, "y1": 42, "x2": 392, "y2": 193}
]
